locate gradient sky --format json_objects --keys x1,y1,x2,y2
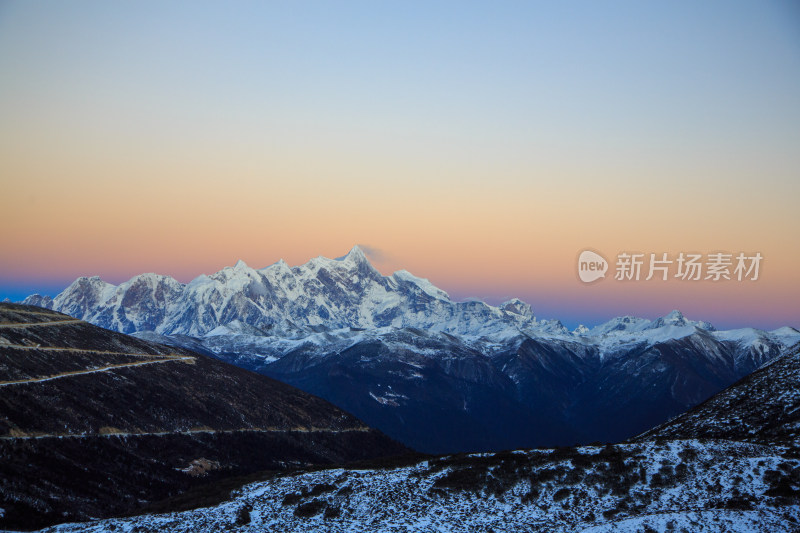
[{"x1": 1, "y1": 1, "x2": 799, "y2": 329}]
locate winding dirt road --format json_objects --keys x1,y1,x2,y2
[
  {"x1": 0, "y1": 355, "x2": 196, "y2": 388},
  {"x1": 0, "y1": 319, "x2": 82, "y2": 329},
  {"x1": 0, "y1": 317, "x2": 195, "y2": 387}
]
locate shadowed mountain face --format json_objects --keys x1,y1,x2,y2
[
  {"x1": 261, "y1": 338, "x2": 578, "y2": 453},
  {"x1": 638, "y1": 343, "x2": 800, "y2": 444},
  {"x1": 0, "y1": 303, "x2": 407, "y2": 531},
  {"x1": 260, "y1": 328, "x2": 795, "y2": 453}
]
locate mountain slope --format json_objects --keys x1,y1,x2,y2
[
  {"x1": 0, "y1": 303, "x2": 407, "y2": 531},
  {"x1": 261, "y1": 325, "x2": 796, "y2": 452},
  {"x1": 42, "y1": 441, "x2": 800, "y2": 532},
  {"x1": 637, "y1": 342, "x2": 800, "y2": 444},
  {"x1": 264, "y1": 335, "x2": 581, "y2": 453}
]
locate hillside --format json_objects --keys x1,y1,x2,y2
[
  {"x1": 638, "y1": 342, "x2": 800, "y2": 444},
  {"x1": 0, "y1": 303, "x2": 406, "y2": 530},
  {"x1": 38, "y1": 440, "x2": 800, "y2": 532}
]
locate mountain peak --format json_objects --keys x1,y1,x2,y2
[
  {"x1": 338, "y1": 245, "x2": 368, "y2": 264},
  {"x1": 21, "y1": 293, "x2": 54, "y2": 309},
  {"x1": 656, "y1": 309, "x2": 688, "y2": 327},
  {"x1": 500, "y1": 298, "x2": 533, "y2": 317},
  {"x1": 75, "y1": 275, "x2": 102, "y2": 283},
  {"x1": 233, "y1": 259, "x2": 249, "y2": 270},
  {"x1": 644, "y1": 309, "x2": 715, "y2": 332},
  {"x1": 68, "y1": 275, "x2": 113, "y2": 290},
  {"x1": 573, "y1": 324, "x2": 589, "y2": 335}
]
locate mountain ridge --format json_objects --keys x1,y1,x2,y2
[{"x1": 21, "y1": 246, "x2": 795, "y2": 342}]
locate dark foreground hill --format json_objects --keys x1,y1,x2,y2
[{"x1": 0, "y1": 303, "x2": 406, "y2": 530}]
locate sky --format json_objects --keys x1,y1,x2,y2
[{"x1": 1, "y1": 1, "x2": 798, "y2": 329}]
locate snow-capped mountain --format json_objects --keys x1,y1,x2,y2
[
  {"x1": 582, "y1": 309, "x2": 714, "y2": 337},
  {"x1": 22, "y1": 247, "x2": 800, "y2": 452},
  {"x1": 25, "y1": 246, "x2": 538, "y2": 338},
  {"x1": 23, "y1": 245, "x2": 796, "y2": 351}
]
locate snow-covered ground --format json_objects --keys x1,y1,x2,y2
[{"x1": 38, "y1": 440, "x2": 800, "y2": 533}]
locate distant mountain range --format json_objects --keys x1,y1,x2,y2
[
  {"x1": 24, "y1": 246, "x2": 800, "y2": 453},
  {"x1": 23, "y1": 245, "x2": 559, "y2": 338}
]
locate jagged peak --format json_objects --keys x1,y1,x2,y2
[
  {"x1": 772, "y1": 326, "x2": 800, "y2": 335},
  {"x1": 205, "y1": 260, "x2": 258, "y2": 283},
  {"x1": 68, "y1": 275, "x2": 113, "y2": 288},
  {"x1": 500, "y1": 298, "x2": 533, "y2": 317},
  {"x1": 647, "y1": 310, "x2": 688, "y2": 328},
  {"x1": 261, "y1": 247, "x2": 376, "y2": 275},
  {"x1": 634, "y1": 310, "x2": 717, "y2": 334},
  {"x1": 21, "y1": 294, "x2": 54, "y2": 309},
  {"x1": 585, "y1": 315, "x2": 651, "y2": 336},
  {"x1": 573, "y1": 324, "x2": 589, "y2": 335},
  {"x1": 538, "y1": 318, "x2": 568, "y2": 334},
  {"x1": 122, "y1": 273, "x2": 183, "y2": 290},
  {"x1": 337, "y1": 245, "x2": 369, "y2": 264},
  {"x1": 129, "y1": 272, "x2": 175, "y2": 281},
  {"x1": 392, "y1": 270, "x2": 450, "y2": 300}
]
